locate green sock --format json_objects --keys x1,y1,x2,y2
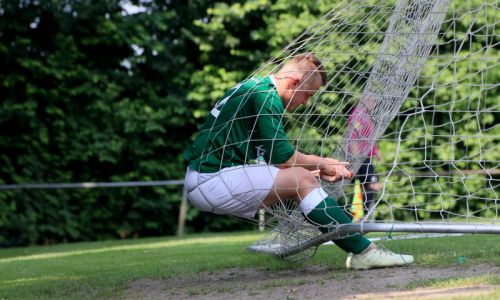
[{"x1": 304, "y1": 195, "x2": 370, "y2": 254}]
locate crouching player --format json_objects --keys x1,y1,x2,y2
[{"x1": 183, "y1": 53, "x2": 413, "y2": 269}]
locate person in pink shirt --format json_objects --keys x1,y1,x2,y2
[{"x1": 347, "y1": 95, "x2": 383, "y2": 216}]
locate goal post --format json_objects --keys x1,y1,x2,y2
[{"x1": 248, "y1": 0, "x2": 499, "y2": 260}]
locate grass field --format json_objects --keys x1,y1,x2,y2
[{"x1": 0, "y1": 231, "x2": 499, "y2": 299}]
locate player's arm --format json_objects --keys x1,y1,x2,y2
[{"x1": 253, "y1": 94, "x2": 352, "y2": 182}]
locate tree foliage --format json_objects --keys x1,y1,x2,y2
[
  {"x1": 0, "y1": 0, "x2": 326, "y2": 246},
  {"x1": 0, "y1": 0, "x2": 208, "y2": 246},
  {"x1": 0, "y1": 0, "x2": 497, "y2": 246}
]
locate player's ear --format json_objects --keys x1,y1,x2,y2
[{"x1": 291, "y1": 77, "x2": 301, "y2": 90}]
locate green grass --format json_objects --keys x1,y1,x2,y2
[
  {"x1": 406, "y1": 275, "x2": 500, "y2": 300},
  {"x1": 407, "y1": 275, "x2": 500, "y2": 290},
  {"x1": 0, "y1": 232, "x2": 498, "y2": 299}
]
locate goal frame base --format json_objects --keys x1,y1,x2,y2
[{"x1": 275, "y1": 223, "x2": 499, "y2": 258}]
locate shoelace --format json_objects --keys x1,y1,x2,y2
[
  {"x1": 375, "y1": 244, "x2": 393, "y2": 255},
  {"x1": 376, "y1": 244, "x2": 412, "y2": 263}
]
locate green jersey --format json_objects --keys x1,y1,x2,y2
[{"x1": 184, "y1": 76, "x2": 295, "y2": 173}]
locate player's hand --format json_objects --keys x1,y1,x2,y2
[{"x1": 318, "y1": 158, "x2": 353, "y2": 182}]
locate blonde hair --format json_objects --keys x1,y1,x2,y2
[{"x1": 279, "y1": 53, "x2": 327, "y2": 86}]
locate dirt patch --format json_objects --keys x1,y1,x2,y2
[
  {"x1": 124, "y1": 264, "x2": 499, "y2": 299},
  {"x1": 350, "y1": 285, "x2": 498, "y2": 299}
]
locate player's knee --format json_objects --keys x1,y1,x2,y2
[{"x1": 295, "y1": 167, "x2": 319, "y2": 196}]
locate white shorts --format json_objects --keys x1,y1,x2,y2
[{"x1": 184, "y1": 165, "x2": 280, "y2": 219}]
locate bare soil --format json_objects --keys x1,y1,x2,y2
[{"x1": 124, "y1": 264, "x2": 499, "y2": 299}]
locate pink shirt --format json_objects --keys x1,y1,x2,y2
[{"x1": 347, "y1": 106, "x2": 378, "y2": 157}]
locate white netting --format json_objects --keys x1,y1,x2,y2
[{"x1": 246, "y1": 0, "x2": 499, "y2": 259}]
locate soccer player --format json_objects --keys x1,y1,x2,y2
[
  {"x1": 347, "y1": 95, "x2": 383, "y2": 217},
  {"x1": 183, "y1": 53, "x2": 413, "y2": 269}
]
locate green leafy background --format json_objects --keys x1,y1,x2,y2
[{"x1": 0, "y1": 0, "x2": 497, "y2": 246}]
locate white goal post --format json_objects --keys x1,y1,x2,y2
[{"x1": 247, "y1": 0, "x2": 499, "y2": 260}]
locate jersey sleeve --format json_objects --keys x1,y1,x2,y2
[{"x1": 253, "y1": 93, "x2": 295, "y2": 164}]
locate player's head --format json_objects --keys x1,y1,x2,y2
[{"x1": 275, "y1": 53, "x2": 327, "y2": 111}]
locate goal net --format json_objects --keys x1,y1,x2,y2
[{"x1": 247, "y1": 0, "x2": 499, "y2": 260}]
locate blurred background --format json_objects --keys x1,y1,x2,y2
[
  {"x1": 1, "y1": 0, "x2": 498, "y2": 247},
  {"x1": 0, "y1": 0, "x2": 335, "y2": 247}
]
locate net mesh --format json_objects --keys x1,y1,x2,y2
[{"x1": 247, "y1": 0, "x2": 499, "y2": 260}]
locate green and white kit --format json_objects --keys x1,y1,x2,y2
[{"x1": 184, "y1": 76, "x2": 295, "y2": 173}]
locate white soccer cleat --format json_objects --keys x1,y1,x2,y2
[{"x1": 346, "y1": 244, "x2": 414, "y2": 270}]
